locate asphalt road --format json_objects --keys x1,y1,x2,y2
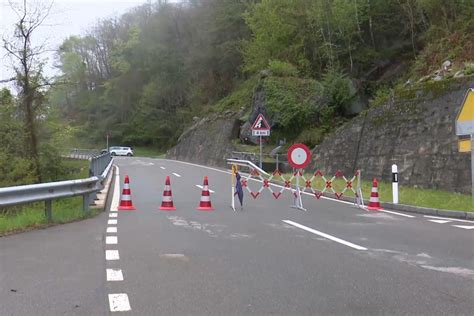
[{"x1": 1, "y1": 156, "x2": 473, "y2": 315}]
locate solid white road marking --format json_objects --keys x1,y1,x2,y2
[
  {"x1": 160, "y1": 166, "x2": 166, "y2": 170},
  {"x1": 108, "y1": 219, "x2": 118, "y2": 225},
  {"x1": 109, "y1": 213, "x2": 118, "y2": 218},
  {"x1": 105, "y1": 250, "x2": 120, "y2": 261},
  {"x1": 106, "y1": 236, "x2": 118, "y2": 245},
  {"x1": 196, "y1": 184, "x2": 215, "y2": 193},
  {"x1": 106, "y1": 269, "x2": 124, "y2": 281},
  {"x1": 429, "y1": 219, "x2": 451, "y2": 224},
  {"x1": 107, "y1": 227, "x2": 117, "y2": 233},
  {"x1": 110, "y1": 166, "x2": 120, "y2": 212},
  {"x1": 424, "y1": 215, "x2": 474, "y2": 224},
  {"x1": 108, "y1": 293, "x2": 131, "y2": 312},
  {"x1": 452, "y1": 225, "x2": 474, "y2": 230},
  {"x1": 379, "y1": 209, "x2": 415, "y2": 218},
  {"x1": 172, "y1": 172, "x2": 181, "y2": 177},
  {"x1": 282, "y1": 220, "x2": 367, "y2": 251}
]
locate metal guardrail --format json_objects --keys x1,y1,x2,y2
[
  {"x1": 0, "y1": 153, "x2": 113, "y2": 221},
  {"x1": 68, "y1": 148, "x2": 101, "y2": 160}
]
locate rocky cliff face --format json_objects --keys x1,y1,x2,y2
[
  {"x1": 166, "y1": 111, "x2": 240, "y2": 167},
  {"x1": 313, "y1": 77, "x2": 473, "y2": 193}
]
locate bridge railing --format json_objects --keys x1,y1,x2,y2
[{"x1": 0, "y1": 154, "x2": 114, "y2": 221}]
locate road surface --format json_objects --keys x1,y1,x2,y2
[{"x1": 1, "y1": 157, "x2": 473, "y2": 315}]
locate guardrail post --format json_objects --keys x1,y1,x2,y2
[
  {"x1": 83, "y1": 194, "x2": 89, "y2": 212},
  {"x1": 45, "y1": 200, "x2": 52, "y2": 222}
]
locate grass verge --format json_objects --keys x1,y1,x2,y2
[
  {"x1": 133, "y1": 146, "x2": 165, "y2": 158},
  {"x1": 0, "y1": 197, "x2": 101, "y2": 236},
  {"x1": 270, "y1": 173, "x2": 474, "y2": 212}
]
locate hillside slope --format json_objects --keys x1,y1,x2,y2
[{"x1": 314, "y1": 76, "x2": 473, "y2": 193}]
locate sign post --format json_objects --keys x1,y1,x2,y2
[
  {"x1": 455, "y1": 88, "x2": 474, "y2": 204},
  {"x1": 287, "y1": 143, "x2": 312, "y2": 211},
  {"x1": 251, "y1": 114, "x2": 271, "y2": 169}
]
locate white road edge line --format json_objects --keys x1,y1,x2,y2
[
  {"x1": 282, "y1": 220, "x2": 367, "y2": 251},
  {"x1": 107, "y1": 227, "x2": 117, "y2": 233},
  {"x1": 106, "y1": 236, "x2": 118, "y2": 245},
  {"x1": 196, "y1": 184, "x2": 215, "y2": 193},
  {"x1": 110, "y1": 166, "x2": 120, "y2": 212},
  {"x1": 105, "y1": 250, "x2": 120, "y2": 261},
  {"x1": 424, "y1": 215, "x2": 474, "y2": 224},
  {"x1": 106, "y1": 269, "x2": 124, "y2": 281},
  {"x1": 172, "y1": 172, "x2": 181, "y2": 177},
  {"x1": 108, "y1": 293, "x2": 131, "y2": 312}
]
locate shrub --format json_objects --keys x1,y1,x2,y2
[{"x1": 268, "y1": 60, "x2": 299, "y2": 77}]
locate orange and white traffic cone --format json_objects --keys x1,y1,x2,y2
[
  {"x1": 367, "y1": 178, "x2": 382, "y2": 211},
  {"x1": 197, "y1": 176, "x2": 214, "y2": 211},
  {"x1": 159, "y1": 176, "x2": 176, "y2": 211},
  {"x1": 118, "y1": 175, "x2": 136, "y2": 211}
]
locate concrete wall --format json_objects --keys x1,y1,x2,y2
[{"x1": 313, "y1": 77, "x2": 473, "y2": 193}]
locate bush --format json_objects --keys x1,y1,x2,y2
[
  {"x1": 268, "y1": 60, "x2": 299, "y2": 77},
  {"x1": 295, "y1": 127, "x2": 326, "y2": 148}
]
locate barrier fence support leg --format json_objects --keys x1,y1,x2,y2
[{"x1": 45, "y1": 200, "x2": 52, "y2": 222}]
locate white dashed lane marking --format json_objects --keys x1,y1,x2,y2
[
  {"x1": 196, "y1": 184, "x2": 215, "y2": 193},
  {"x1": 160, "y1": 166, "x2": 166, "y2": 170},
  {"x1": 429, "y1": 219, "x2": 451, "y2": 224},
  {"x1": 109, "y1": 213, "x2": 118, "y2": 218},
  {"x1": 108, "y1": 293, "x2": 131, "y2": 312},
  {"x1": 378, "y1": 209, "x2": 415, "y2": 218},
  {"x1": 105, "y1": 250, "x2": 120, "y2": 261},
  {"x1": 107, "y1": 227, "x2": 117, "y2": 233},
  {"x1": 106, "y1": 236, "x2": 118, "y2": 245},
  {"x1": 172, "y1": 172, "x2": 181, "y2": 177},
  {"x1": 453, "y1": 225, "x2": 474, "y2": 230},
  {"x1": 424, "y1": 215, "x2": 474, "y2": 224},
  {"x1": 106, "y1": 269, "x2": 124, "y2": 281},
  {"x1": 108, "y1": 219, "x2": 118, "y2": 225},
  {"x1": 283, "y1": 220, "x2": 367, "y2": 251}
]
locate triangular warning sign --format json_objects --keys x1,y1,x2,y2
[
  {"x1": 251, "y1": 113, "x2": 270, "y2": 130},
  {"x1": 456, "y1": 88, "x2": 474, "y2": 135}
]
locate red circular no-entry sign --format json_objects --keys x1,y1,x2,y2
[{"x1": 287, "y1": 143, "x2": 312, "y2": 169}]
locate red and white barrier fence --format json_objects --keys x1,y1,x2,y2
[{"x1": 227, "y1": 159, "x2": 365, "y2": 211}]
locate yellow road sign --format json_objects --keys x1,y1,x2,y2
[
  {"x1": 456, "y1": 88, "x2": 474, "y2": 135},
  {"x1": 458, "y1": 138, "x2": 471, "y2": 153}
]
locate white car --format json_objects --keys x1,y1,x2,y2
[{"x1": 109, "y1": 146, "x2": 134, "y2": 156}]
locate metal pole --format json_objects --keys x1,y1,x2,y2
[
  {"x1": 106, "y1": 134, "x2": 109, "y2": 151},
  {"x1": 471, "y1": 134, "x2": 474, "y2": 205},
  {"x1": 276, "y1": 153, "x2": 279, "y2": 171},
  {"x1": 392, "y1": 164, "x2": 399, "y2": 204},
  {"x1": 259, "y1": 135, "x2": 263, "y2": 169},
  {"x1": 45, "y1": 200, "x2": 52, "y2": 222}
]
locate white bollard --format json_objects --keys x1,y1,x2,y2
[{"x1": 392, "y1": 164, "x2": 399, "y2": 204}]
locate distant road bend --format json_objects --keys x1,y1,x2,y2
[{"x1": 1, "y1": 157, "x2": 473, "y2": 315}]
